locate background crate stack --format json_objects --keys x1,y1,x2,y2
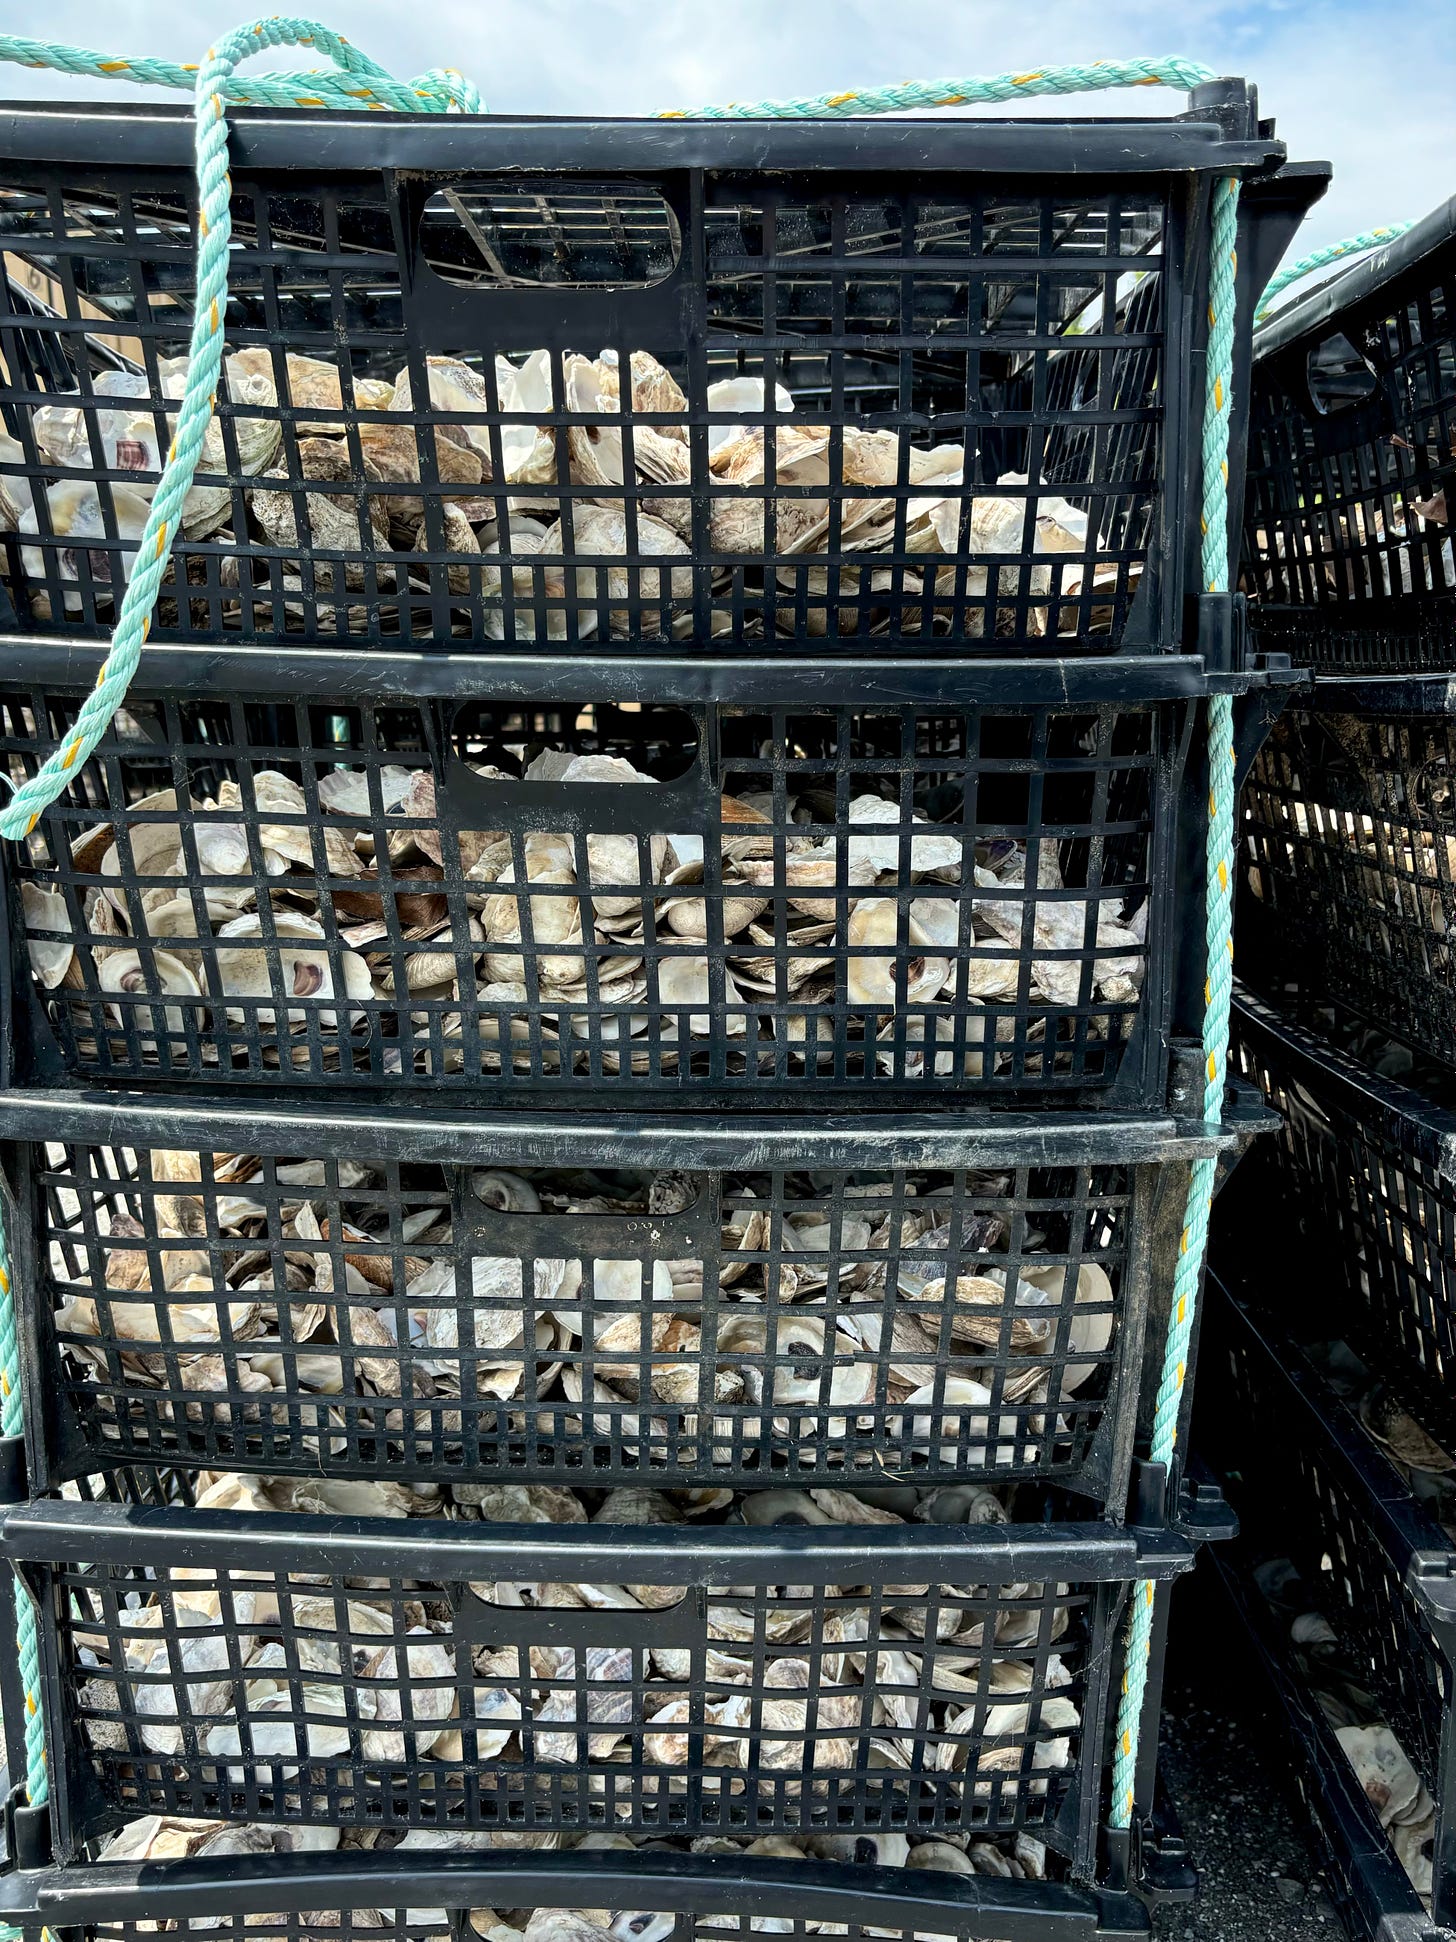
[
  {"x1": 1199, "y1": 1276, "x2": 1456, "y2": 1942},
  {"x1": 1202, "y1": 192, "x2": 1456, "y2": 1936},
  {"x1": 0, "y1": 78, "x2": 1319, "y2": 1942}
]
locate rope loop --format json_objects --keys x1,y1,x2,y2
[
  {"x1": 0, "y1": 28, "x2": 477, "y2": 112},
  {"x1": 0, "y1": 19, "x2": 471, "y2": 846}
]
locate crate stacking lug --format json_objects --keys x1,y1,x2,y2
[
  {"x1": 1407, "y1": 1552, "x2": 1456, "y2": 1646},
  {"x1": 1197, "y1": 591, "x2": 1244, "y2": 675},
  {"x1": 3, "y1": 1783, "x2": 50, "y2": 1875},
  {"x1": 0, "y1": 1440, "x2": 27, "y2": 1509}
]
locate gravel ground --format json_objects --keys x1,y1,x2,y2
[{"x1": 1153, "y1": 1557, "x2": 1349, "y2": 1941}]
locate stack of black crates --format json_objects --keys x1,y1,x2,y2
[
  {"x1": 0, "y1": 82, "x2": 1320, "y2": 1942},
  {"x1": 1205, "y1": 197, "x2": 1456, "y2": 1940}
]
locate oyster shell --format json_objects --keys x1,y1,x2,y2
[
  {"x1": 19, "y1": 480, "x2": 154, "y2": 611},
  {"x1": 213, "y1": 912, "x2": 372, "y2": 1030},
  {"x1": 22, "y1": 880, "x2": 76, "y2": 989}
]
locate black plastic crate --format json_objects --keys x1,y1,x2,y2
[
  {"x1": 1198, "y1": 1278, "x2": 1456, "y2": 1928},
  {"x1": 0, "y1": 1091, "x2": 1237, "y2": 1509},
  {"x1": 1244, "y1": 196, "x2": 1456, "y2": 672},
  {"x1": 0, "y1": 1847, "x2": 1155, "y2": 1942},
  {"x1": 0, "y1": 95, "x2": 1320, "y2": 658},
  {"x1": 1229, "y1": 987, "x2": 1456, "y2": 1444},
  {"x1": 1211, "y1": 1550, "x2": 1441, "y2": 1942},
  {"x1": 1, "y1": 1487, "x2": 1197, "y2": 1864},
  {"x1": 1238, "y1": 681, "x2": 1456, "y2": 1074},
  {"x1": 3, "y1": 657, "x2": 1214, "y2": 1107}
]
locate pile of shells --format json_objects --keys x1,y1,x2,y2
[
  {"x1": 97, "y1": 1819, "x2": 1054, "y2": 1934},
  {"x1": 24, "y1": 759, "x2": 1147, "y2": 1078},
  {"x1": 75, "y1": 1475, "x2": 1081, "y2": 1805},
  {"x1": 1358, "y1": 824, "x2": 1455, "y2": 951},
  {"x1": 55, "y1": 1154, "x2": 1115, "y2": 1463},
  {"x1": 1253, "y1": 1552, "x2": 1438, "y2": 1910},
  {"x1": 1305, "y1": 1337, "x2": 1456, "y2": 1545},
  {"x1": 1249, "y1": 1343, "x2": 1455, "y2": 1913},
  {"x1": 0, "y1": 349, "x2": 1106, "y2": 641}
]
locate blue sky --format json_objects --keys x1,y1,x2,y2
[{"x1": 3, "y1": 0, "x2": 1448, "y2": 258}]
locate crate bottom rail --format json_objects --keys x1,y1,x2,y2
[{"x1": 0, "y1": 1846, "x2": 1156, "y2": 1942}]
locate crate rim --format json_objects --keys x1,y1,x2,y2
[
  {"x1": 0, "y1": 95, "x2": 1286, "y2": 180},
  {"x1": 0, "y1": 1848, "x2": 1152, "y2": 1939},
  {"x1": 0, "y1": 636, "x2": 1274, "y2": 706},
  {"x1": 1233, "y1": 986, "x2": 1456, "y2": 1183},
  {"x1": 1208, "y1": 1272, "x2": 1456, "y2": 1645},
  {"x1": 1261, "y1": 669, "x2": 1456, "y2": 717},
  {"x1": 1209, "y1": 1548, "x2": 1441, "y2": 1942},
  {"x1": 0, "y1": 1495, "x2": 1198, "y2": 1584},
  {"x1": 0, "y1": 1087, "x2": 1245, "y2": 1169},
  {"x1": 1254, "y1": 192, "x2": 1456, "y2": 363}
]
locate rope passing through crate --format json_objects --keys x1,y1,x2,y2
[
  {"x1": 1107, "y1": 172, "x2": 1241, "y2": 1835},
  {"x1": 1255, "y1": 220, "x2": 1416, "y2": 324},
  {"x1": 0, "y1": 30, "x2": 1236, "y2": 845},
  {"x1": 0, "y1": 20, "x2": 1247, "y2": 1844},
  {"x1": 0, "y1": 18, "x2": 480, "y2": 848},
  {"x1": 0, "y1": 1193, "x2": 48, "y2": 1818}
]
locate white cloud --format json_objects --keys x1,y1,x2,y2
[{"x1": 3, "y1": 0, "x2": 1447, "y2": 260}]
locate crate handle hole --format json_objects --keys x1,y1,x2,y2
[
  {"x1": 418, "y1": 181, "x2": 683, "y2": 292},
  {"x1": 1306, "y1": 333, "x2": 1379, "y2": 417}
]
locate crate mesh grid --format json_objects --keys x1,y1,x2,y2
[
  {"x1": 41, "y1": 1547, "x2": 1098, "y2": 1838},
  {"x1": 27, "y1": 1134, "x2": 1134, "y2": 1494},
  {"x1": 1240, "y1": 707, "x2": 1456, "y2": 1069},
  {"x1": 4, "y1": 685, "x2": 1167, "y2": 1100},
  {"x1": 1233, "y1": 1014, "x2": 1456, "y2": 1433},
  {"x1": 1244, "y1": 232, "x2": 1456, "y2": 669},
  {"x1": 1214, "y1": 1307, "x2": 1455, "y2": 1904},
  {"x1": 1214, "y1": 1546, "x2": 1436, "y2": 1942},
  {"x1": 0, "y1": 165, "x2": 1178, "y2": 653},
  {"x1": 69, "y1": 1914, "x2": 1023, "y2": 1942}
]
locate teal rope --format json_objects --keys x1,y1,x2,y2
[
  {"x1": 0, "y1": 15, "x2": 477, "y2": 1816},
  {"x1": 660, "y1": 54, "x2": 1213, "y2": 118},
  {"x1": 0, "y1": 20, "x2": 477, "y2": 846},
  {"x1": 1107, "y1": 174, "x2": 1241, "y2": 1832},
  {"x1": 0, "y1": 1194, "x2": 46, "y2": 1811},
  {"x1": 0, "y1": 29, "x2": 481, "y2": 113},
  {"x1": 0, "y1": 31, "x2": 1247, "y2": 1844},
  {"x1": 1256, "y1": 221, "x2": 1416, "y2": 324}
]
